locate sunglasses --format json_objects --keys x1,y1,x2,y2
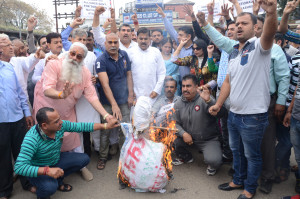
[
  {"x1": 192, "y1": 47, "x2": 202, "y2": 51},
  {"x1": 69, "y1": 51, "x2": 83, "y2": 61}
]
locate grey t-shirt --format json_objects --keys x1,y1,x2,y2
[{"x1": 227, "y1": 37, "x2": 271, "y2": 114}]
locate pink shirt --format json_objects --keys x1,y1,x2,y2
[{"x1": 33, "y1": 58, "x2": 99, "y2": 152}]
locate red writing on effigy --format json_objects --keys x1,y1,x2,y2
[{"x1": 123, "y1": 138, "x2": 146, "y2": 175}]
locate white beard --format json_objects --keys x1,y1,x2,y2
[{"x1": 61, "y1": 55, "x2": 83, "y2": 84}]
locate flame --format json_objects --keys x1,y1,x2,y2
[
  {"x1": 117, "y1": 108, "x2": 177, "y2": 185},
  {"x1": 149, "y1": 108, "x2": 177, "y2": 179}
]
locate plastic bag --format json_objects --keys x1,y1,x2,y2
[{"x1": 118, "y1": 123, "x2": 168, "y2": 192}]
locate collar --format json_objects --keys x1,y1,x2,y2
[
  {"x1": 104, "y1": 50, "x2": 124, "y2": 61},
  {"x1": 233, "y1": 37, "x2": 257, "y2": 50},
  {"x1": 186, "y1": 43, "x2": 193, "y2": 49},
  {"x1": 181, "y1": 93, "x2": 200, "y2": 102},
  {"x1": 36, "y1": 125, "x2": 55, "y2": 141},
  {"x1": 163, "y1": 95, "x2": 178, "y2": 103}
]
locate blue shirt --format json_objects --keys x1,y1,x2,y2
[
  {"x1": 0, "y1": 61, "x2": 31, "y2": 123},
  {"x1": 217, "y1": 50, "x2": 229, "y2": 88},
  {"x1": 61, "y1": 26, "x2": 105, "y2": 54},
  {"x1": 163, "y1": 17, "x2": 193, "y2": 79},
  {"x1": 95, "y1": 50, "x2": 131, "y2": 105}
]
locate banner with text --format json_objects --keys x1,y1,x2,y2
[
  {"x1": 123, "y1": 10, "x2": 172, "y2": 24},
  {"x1": 80, "y1": 0, "x2": 111, "y2": 20}
]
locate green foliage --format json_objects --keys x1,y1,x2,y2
[
  {"x1": 0, "y1": 0, "x2": 53, "y2": 33},
  {"x1": 277, "y1": 0, "x2": 300, "y2": 20}
]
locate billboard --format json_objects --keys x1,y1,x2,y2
[
  {"x1": 135, "y1": 0, "x2": 163, "y2": 8},
  {"x1": 123, "y1": 10, "x2": 172, "y2": 24}
]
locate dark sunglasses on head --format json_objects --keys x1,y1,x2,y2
[{"x1": 69, "y1": 51, "x2": 83, "y2": 61}]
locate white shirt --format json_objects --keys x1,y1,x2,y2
[
  {"x1": 128, "y1": 46, "x2": 166, "y2": 103},
  {"x1": 32, "y1": 52, "x2": 53, "y2": 84},
  {"x1": 75, "y1": 51, "x2": 101, "y2": 125},
  {"x1": 119, "y1": 40, "x2": 138, "y2": 53},
  {"x1": 9, "y1": 54, "x2": 39, "y2": 98}
]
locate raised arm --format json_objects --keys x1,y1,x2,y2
[
  {"x1": 61, "y1": 17, "x2": 85, "y2": 51},
  {"x1": 229, "y1": 0, "x2": 243, "y2": 15},
  {"x1": 156, "y1": 4, "x2": 179, "y2": 44},
  {"x1": 278, "y1": 0, "x2": 300, "y2": 34},
  {"x1": 27, "y1": 16, "x2": 37, "y2": 54},
  {"x1": 207, "y1": 0, "x2": 215, "y2": 26},
  {"x1": 110, "y1": 8, "x2": 117, "y2": 33},
  {"x1": 183, "y1": 4, "x2": 210, "y2": 45},
  {"x1": 92, "y1": 6, "x2": 107, "y2": 50},
  {"x1": 131, "y1": 12, "x2": 139, "y2": 33},
  {"x1": 259, "y1": 0, "x2": 278, "y2": 50},
  {"x1": 198, "y1": 12, "x2": 237, "y2": 54}
]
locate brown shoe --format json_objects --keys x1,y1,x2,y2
[{"x1": 97, "y1": 159, "x2": 106, "y2": 170}]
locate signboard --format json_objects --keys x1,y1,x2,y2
[
  {"x1": 80, "y1": 0, "x2": 111, "y2": 20},
  {"x1": 135, "y1": 0, "x2": 163, "y2": 8},
  {"x1": 123, "y1": 10, "x2": 173, "y2": 24},
  {"x1": 197, "y1": 2, "x2": 221, "y2": 23}
]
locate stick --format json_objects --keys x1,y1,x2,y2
[{"x1": 149, "y1": 126, "x2": 178, "y2": 131}]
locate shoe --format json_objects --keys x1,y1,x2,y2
[
  {"x1": 81, "y1": 167, "x2": 93, "y2": 181},
  {"x1": 97, "y1": 159, "x2": 106, "y2": 170},
  {"x1": 206, "y1": 165, "x2": 216, "y2": 176},
  {"x1": 172, "y1": 157, "x2": 193, "y2": 166},
  {"x1": 259, "y1": 178, "x2": 273, "y2": 194},
  {"x1": 109, "y1": 143, "x2": 118, "y2": 155},
  {"x1": 218, "y1": 182, "x2": 244, "y2": 191},
  {"x1": 237, "y1": 192, "x2": 255, "y2": 199},
  {"x1": 295, "y1": 179, "x2": 300, "y2": 193}
]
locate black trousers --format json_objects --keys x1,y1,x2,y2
[
  {"x1": 83, "y1": 132, "x2": 91, "y2": 157},
  {"x1": 0, "y1": 118, "x2": 31, "y2": 197}
]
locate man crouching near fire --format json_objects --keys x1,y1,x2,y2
[{"x1": 172, "y1": 74, "x2": 226, "y2": 176}]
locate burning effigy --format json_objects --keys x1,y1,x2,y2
[{"x1": 117, "y1": 96, "x2": 177, "y2": 192}]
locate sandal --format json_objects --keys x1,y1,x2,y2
[
  {"x1": 58, "y1": 184, "x2": 72, "y2": 192},
  {"x1": 97, "y1": 159, "x2": 106, "y2": 170}
]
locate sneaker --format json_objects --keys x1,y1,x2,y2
[
  {"x1": 81, "y1": 167, "x2": 93, "y2": 181},
  {"x1": 295, "y1": 179, "x2": 300, "y2": 193},
  {"x1": 259, "y1": 178, "x2": 273, "y2": 194},
  {"x1": 172, "y1": 158, "x2": 193, "y2": 166},
  {"x1": 206, "y1": 165, "x2": 216, "y2": 176}
]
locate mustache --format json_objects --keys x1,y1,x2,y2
[
  {"x1": 109, "y1": 47, "x2": 117, "y2": 50},
  {"x1": 183, "y1": 91, "x2": 190, "y2": 94},
  {"x1": 141, "y1": 43, "x2": 147, "y2": 45}
]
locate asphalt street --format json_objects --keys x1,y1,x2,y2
[{"x1": 11, "y1": 150, "x2": 298, "y2": 199}]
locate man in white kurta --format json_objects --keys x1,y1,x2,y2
[{"x1": 127, "y1": 27, "x2": 166, "y2": 103}]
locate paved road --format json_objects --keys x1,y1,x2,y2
[{"x1": 11, "y1": 150, "x2": 297, "y2": 199}]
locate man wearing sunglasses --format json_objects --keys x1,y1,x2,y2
[{"x1": 32, "y1": 42, "x2": 115, "y2": 180}]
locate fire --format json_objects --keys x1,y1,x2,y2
[
  {"x1": 149, "y1": 109, "x2": 177, "y2": 179},
  {"x1": 117, "y1": 108, "x2": 177, "y2": 187}
]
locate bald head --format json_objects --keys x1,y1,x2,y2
[
  {"x1": 12, "y1": 39, "x2": 26, "y2": 57},
  {"x1": 105, "y1": 33, "x2": 119, "y2": 56}
]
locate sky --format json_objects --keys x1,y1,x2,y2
[{"x1": 22, "y1": 0, "x2": 212, "y2": 31}]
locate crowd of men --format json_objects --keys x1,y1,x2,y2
[{"x1": 0, "y1": 0, "x2": 300, "y2": 198}]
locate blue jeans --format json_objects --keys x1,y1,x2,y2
[
  {"x1": 228, "y1": 112, "x2": 268, "y2": 194},
  {"x1": 28, "y1": 152, "x2": 90, "y2": 198},
  {"x1": 276, "y1": 122, "x2": 292, "y2": 169},
  {"x1": 290, "y1": 117, "x2": 300, "y2": 179}
]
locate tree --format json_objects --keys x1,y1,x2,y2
[{"x1": 0, "y1": 0, "x2": 53, "y2": 37}]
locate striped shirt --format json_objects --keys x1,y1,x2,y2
[
  {"x1": 286, "y1": 52, "x2": 300, "y2": 107},
  {"x1": 14, "y1": 120, "x2": 94, "y2": 177}
]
